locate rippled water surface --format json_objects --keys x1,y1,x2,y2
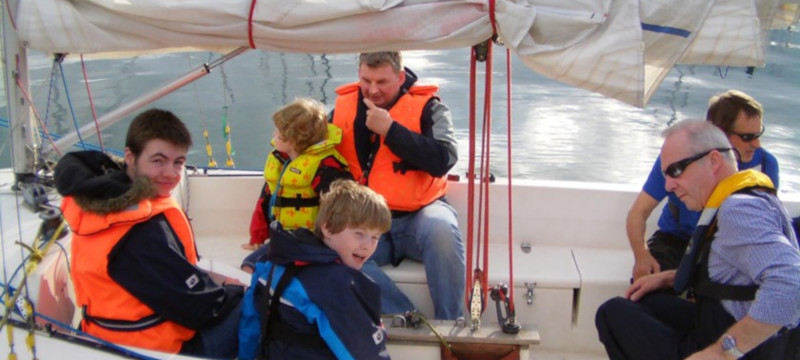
[{"x1": 2, "y1": 30, "x2": 799, "y2": 192}]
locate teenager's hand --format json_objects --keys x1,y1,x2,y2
[
  {"x1": 632, "y1": 251, "x2": 660, "y2": 281},
  {"x1": 364, "y1": 98, "x2": 393, "y2": 136}
]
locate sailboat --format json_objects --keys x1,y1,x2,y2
[{"x1": 3, "y1": 1, "x2": 799, "y2": 359}]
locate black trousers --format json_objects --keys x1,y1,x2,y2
[{"x1": 596, "y1": 292, "x2": 800, "y2": 360}]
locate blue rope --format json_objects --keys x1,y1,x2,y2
[
  {"x1": 58, "y1": 61, "x2": 87, "y2": 151},
  {"x1": 0, "y1": 117, "x2": 122, "y2": 157},
  {"x1": 267, "y1": 158, "x2": 291, "y2": 222},
  {"x1": 32, "y1": 312, "x2": 162, "y2": 360},
  {"x1": 43, "y1": 61, "x2": 59, "y2": 128},
  {"x1": 1, "y1": 280, "x2": 161, "y2": 360}
]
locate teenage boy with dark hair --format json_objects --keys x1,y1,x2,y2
[{"x1": 56, "y1": 108, "x2": 243, "y2": 358}]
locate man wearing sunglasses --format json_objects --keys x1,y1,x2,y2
[
  {"x1": 707, "y1": 90, "x2": 779, "y2": 185},
  {"x1": 625, "y1": 90, "x2": 780, "y2": 282},
  {"x1": 597, "y1": 120, "x2": 799, "y2": 360}
]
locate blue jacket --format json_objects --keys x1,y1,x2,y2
[{"x1": 238, "y1": 225, "x2": 390, "y2": 360}]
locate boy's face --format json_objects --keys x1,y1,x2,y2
[
  {"x1": 125, "y1": 138, "x2": 187, "y2": 198},
  {"x1": 321, "y1": 225, "x2": 382, "y2": 270}
]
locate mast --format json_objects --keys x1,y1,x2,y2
[{"x1": 2, "y1": 0, "x2": 38, "y2": 184}]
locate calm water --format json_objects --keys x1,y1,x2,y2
[{"x1": 2, "y1": 30, "x2": 799, "y2": 192}]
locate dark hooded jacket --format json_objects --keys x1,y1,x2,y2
[
  {"x1": 54, "y1": 151, "x2": 243, "y2": 335},
  {"x1": 238, "y1": 224, "x2": 389, "y2": 360}
]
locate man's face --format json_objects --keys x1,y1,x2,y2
[
  {"x1": 358, "y1": 63, "x2": 405, "y2": 109},
  {"x1": 727, "y1": 111, "x2": 763, "y2": 163},
  {"x1": 322, "y1": 226, "x2": 382, "y2": 270},
  {"x1": 660, "y1": 133, "x2": 716, "y2": 211},
  {"x1": 125, "y1": 139, "x2": 187, "y2": 198}
]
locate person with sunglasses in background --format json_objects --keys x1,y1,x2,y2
[
  {"x1": 625, "y1": 89, "x2": 780, "y2": 283},
  {"x1": 596, "y1": 120, "x2": 799, "y2": 360}
]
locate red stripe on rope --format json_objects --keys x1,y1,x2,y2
[
  {"x1": 15, "y1": 77, "x2": 62, "y2": 156},
  {"x1": 80, "y1": 54, "x2": 105, "y2": 152},
  {"x1": 247, "y1": 0, "x2": 258, "y2": 48}
]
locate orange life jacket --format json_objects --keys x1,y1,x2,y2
[
  {"x1": 63, "y1": 196, "x2": 198, "y2": 353},
  {"x1": 332, "y1": 82, "x2": 448, "y2": 211}
]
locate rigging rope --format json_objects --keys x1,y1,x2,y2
[
  {"x1": 247, "y1": 0, "x2": 258, "y2": 49},
  {"x1": 465, "y1": 46, "x2": 480, "y2": 329},
  {"x1": 219, "y1": 64, "x2": 236, "y2": 168},
  {"x1": 188, "y1": 55, "x2": 219, "y2": 168},
  {"x1": 57, "y1": 60, "x2": 88, "y2": 151},
  {"x1": 504, "y1": 47, "x2": 516, "y2": 307},
  {"x1": 222, "y1": 106, "x2": 235, "y2": 168},
  {"x1": 42, "y1": 61, "x2": 60, "y2": 129},
  {"x1": 14, "y1": 77, "x2": 62, "y2": 157},
  {"x1": 2, "y1": 0, "x2": 16, "y2": 30},
  {"x1": 80, "y1": 54, "x2": 106, "y2": 152}
]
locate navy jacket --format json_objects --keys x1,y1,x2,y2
[{"x1": 238, "y1": 224, "x2": 390, "y2": 360}]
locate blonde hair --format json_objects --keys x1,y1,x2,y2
[
  {"x1": 314, "y1": 179, "x2": 391, "y2": 237},
  {"x1": 272, "y1": 98, "x2": 328, "y2": 153}
]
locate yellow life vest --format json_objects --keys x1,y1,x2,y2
[{"x1": 263, "y1": 123, "x2": 348, "y2": 230}]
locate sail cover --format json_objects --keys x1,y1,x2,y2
[{"x1": 16, "y1": 0, "x2": 794, "y2": 107}]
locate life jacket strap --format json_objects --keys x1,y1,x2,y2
[
  {"x1": 82, "y1": 306, "x2": 165, "y2": 332},
  {"x1": 266, "y1": 320, "x2": 327, "y2": 348},
  {"x1": 272, "y1": 195, "x2": 319, "y2": 210},
  {"x1": 693, "y1": 279, "x2": 758, "y2": 301}
]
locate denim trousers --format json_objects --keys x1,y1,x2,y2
[{"x1": 361, "y1": 199, "x2": 466, "y2": 320}]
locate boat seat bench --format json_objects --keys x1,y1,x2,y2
[{"x1": 384, "y1": 245, "x2": 633, "y2": 354}]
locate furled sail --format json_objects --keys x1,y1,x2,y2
[{"x1": 16, "y1": 0, "x2": 794, "y2": 107}]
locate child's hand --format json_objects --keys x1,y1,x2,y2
[
  {"x1": 222, "y1": 277, "x2": 247, "y2": 287},
  {"x1": 363, "y1": 98, "x2": 394, "y2": 136},
  {"x1": 241, "y1": 243, "x2": 261, "y2": 251}
]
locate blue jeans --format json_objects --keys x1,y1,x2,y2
[
  {"x1": 362, "y1": 199, "x2": 465, "y2": 320},
  {"x1": 181, "y1": 301, "x2": 242, "y2": 359}
]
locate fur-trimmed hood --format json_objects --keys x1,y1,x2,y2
[{"x1": 54, "y1": 151, "x2": 157, "y2": 214}]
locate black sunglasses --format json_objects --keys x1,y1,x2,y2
[
  {"x1": 730, "y1": 125, "x2": 765, "y2": 142},
  {"x1": 664, "y1": 147, "x2": 732, "y2": 178}
]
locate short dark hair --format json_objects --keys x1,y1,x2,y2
[
  {"x1": 125, "y1": 109, "x2": 192, "y2": 157},
  {"x1": 358, "y1": 52, "x2": 403, "y2": 73},
  {"x1": 706, "y1": 90, "x2": 763, "y2": 133}
]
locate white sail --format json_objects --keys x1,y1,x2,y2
[{"x1": 17, "y1": 0, "x2": 794, "y2": 107}]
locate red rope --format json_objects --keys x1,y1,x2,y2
[
  {"x1": 505, "y1": 48, "x2": 515, "y2": 306},
  {"x1": 80, "y1": 54, "x2": 105, "y2": 152},
  {"x1": 488, "y1": 0, "x2": 498, "y2": 37},
  {"x1": 480, "y1": 41, "x2": 494, "y2": 302},
  {"x1": 464, "y1": 49, "x2": 477, "y2": 309},
  {"x1": 15, "y1": 77, "x2": 62, "y2": 156},
  {"x1": 247, "y1": 0, "x2": 258, "y2": 48},
  {"x1": 3, "y1": 0, "x2": 16, "y2": 30}
]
